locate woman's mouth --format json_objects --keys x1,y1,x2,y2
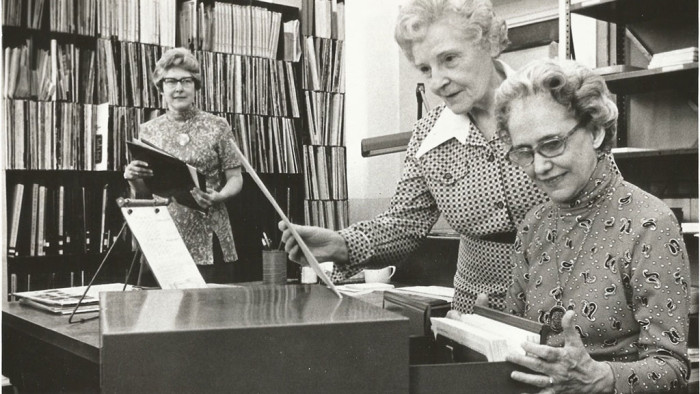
[{"x1": 538, "y1": 173, "x2": 565, "y2": 187}]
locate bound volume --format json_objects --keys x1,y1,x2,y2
[{"x1": 126, "y1": 139, "x2": 206, "y2": 211}]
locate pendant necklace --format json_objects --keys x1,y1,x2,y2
[
  {"x1": 169, "y1": 110, "x2": 195, "y2": 146},
  {"x1": 548, "y1": 198, "x2": 606, "y2": 333},
  {"x1": 177, "y1": 132, "x2": 190, "y2": 146}
]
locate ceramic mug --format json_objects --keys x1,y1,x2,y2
[
  {"x1": 301, "y1": 262, "x2": 334, "y2": 284},
  {"x1": 363, "y1": 266, "x2": 396, "y2": 284}
]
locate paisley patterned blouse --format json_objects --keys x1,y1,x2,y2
[
  {"x1": 333, "y1": 104, "x2": 547, "y2": 313},
  {"x1": 139, "y1": 108, "x2": 241, "y2": 265},
  {"x1": 505, "y1": 154, "x2": 690, "y2": 393}
]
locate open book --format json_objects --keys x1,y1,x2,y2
[
  {"x1": 430, "y1": 306, "x2": 546, "y2": 362},
  {"x1": 126, "y1": 139, "x2": 207, "y2": 211}
]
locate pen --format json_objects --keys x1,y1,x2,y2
[{"x1": 263, "y1": 232, "x2": 272, "y2": 249}]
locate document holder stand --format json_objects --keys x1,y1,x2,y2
[
  {"x1": 409, "y1": 305, "x2": 551, "y2": 394},
  {"x1": 117, "y1": 197, "x2": 207, "y2": 290}
]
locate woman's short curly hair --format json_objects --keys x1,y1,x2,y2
[
  {"x1": 495, "y1": 58, "x2": 618, "y2": 152},
  {"x1": 152, "y1": 47, "x2": 202, "y2": 91},
  {"x1": 395, "y1": 0, "x2": 509, "y2": 63}
]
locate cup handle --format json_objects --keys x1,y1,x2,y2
[{"x1": 388, "y1": 266, "x2": 396, "y2": 278}]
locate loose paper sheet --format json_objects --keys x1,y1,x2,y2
[{"x1": 122, "y1": 206, "x2": 207, "y2": 289}]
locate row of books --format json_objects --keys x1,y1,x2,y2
[
  {"x1": 302, "y1": 145, "x2": 347, "y2": 200},
  {"x1": 4, "y1": 99, "x2": 163, "y2": 170},
  {"x1": 97, "y1": 39, "x2": 168, "y2": 108},
  {"x1": 102, "y1": 0, "x2": 177, "y2": 45},
  {"x1": 301, "y1": 0, "x2": 345, "y2": 40},
  {"x1": 224, "y1": 113, "x2": 302, "y2": 174},
  {"x1": 195, "y1": 51, "x2": 300, "y2": 118},
  {"x1": 302, "y1": 36, "x2": 345, "y2": 93},
  {"x1": 4, "y1": 0, "x2": 46, "y2": 30},
  {"x1": 3, "y1": 0, "x2": 177, "y2": 46},
  {"x1": 180, "y1": 1, "x2": 283, "y2": 59},
  {"x1": 648, "y1": 47, "x2": 698, "y2": 69},
  {"x1": 304, "y1": 91, "x2": 344, "y2": 146},
  {"x1": 4, "y1": 38, "x2": 94, "y2": 102},
  {"x1": 304, "y1": 199, "x2": 348, "y2": 231},
  {"x1": 7, "y1": 182, "x2": 121, "y2": 258}
]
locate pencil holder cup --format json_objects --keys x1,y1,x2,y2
[{"x1": 262, "y1": 250, "x2": 288, "y2": 285}]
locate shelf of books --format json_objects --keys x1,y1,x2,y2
[
  {"x1": 299, "y1": 0, "x2": 348, "y2": 231},
  {"x1": 2, "y1": 0, "x2": 312, "y2": 292}
]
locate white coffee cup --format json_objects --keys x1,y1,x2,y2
[
  {"x1": 363, "y1": 266, "x2": 396, "y2": 284},
  {"x1": 301, "y1": 262, "x2": 334, "y2": 284},
  {"x1": 301, "y1": 266, "x2": 317, "y2": 284}
]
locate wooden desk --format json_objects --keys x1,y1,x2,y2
[
  {"x1": 2, "y1": 302, "x2": 100, "y2": 392},
  {"x1": 3, "y1": 285, "x2": 410, "y2": 394}
]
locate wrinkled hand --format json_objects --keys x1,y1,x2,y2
[
  {"x1": 278, "y1": 221, "x2": 348, "y2": 266},
  {"x1": 190, "y1": 187, "x2": 219, "y2": 209},
  {"x1": 124, "y1": 160, "x2": 153, "y2": 180},
  {"x1": 506, "y1": 310, "x2": 614, "y2": 393}
]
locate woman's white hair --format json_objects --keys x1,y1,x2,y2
[
  {"x1": 395, "y1": 0, "x2": 509, "y2": 63},
  {"x1": 495, "y1": 58, "x2": 618, "y2": 152}
]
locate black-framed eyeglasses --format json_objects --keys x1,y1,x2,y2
[
  {"x1": 506, "y1": 117, "x2": 589, "y2": 167},
  {"x1": 162, "y1": 77, "x2": 195, "y2": 89}
]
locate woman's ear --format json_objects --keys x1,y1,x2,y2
[{"x1": 591, "y1": 127, "x2": 606, "y2": 149}]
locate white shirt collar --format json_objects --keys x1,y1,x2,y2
[
  {"x1": 414, "y1": 60, "x2": 514, "y2": 159},
  {"x1": 415, "y1": 108, "x2": 473, "y2": 158}
]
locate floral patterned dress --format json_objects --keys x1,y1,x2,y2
[
  {"x1": 139, "y1": 107, "x2": 241, "y2": 265},
  {"x1": 505, "y1": 154, "x2": 690, "y2": 393}
]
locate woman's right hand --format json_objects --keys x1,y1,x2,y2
[
  {"x1": 124, "y1": 160, "x2": 153, "y2": 181},
  {"x1": 278, "y1": 221, "x2": 349, "y2": 266}
]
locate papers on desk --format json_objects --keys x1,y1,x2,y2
[
  {"x1": 13, "y1": 283, "x2": 133, "y2": 314},
  {"x1": 336, "y1": 283, "x2": 394, "y2": 296},
  {"x1": 387, "y1": 286, "x2": 454, "y2": 302}
]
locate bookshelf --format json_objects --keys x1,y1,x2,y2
[
  {"x1": 299, "y1": 0, "x2": 348, "y2": 231},
  {"x1": 1, "y1": 0, "x2": 325, "y2": 292}
]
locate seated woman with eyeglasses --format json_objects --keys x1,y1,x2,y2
[
  {"x1": 124, "y1": 48, "x2": 243, "y2": 284},
  {"x1": 494, "y1": 58, "x2": 691, "y2": 393}
]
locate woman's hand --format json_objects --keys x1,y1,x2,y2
[
  {"x1": 278, "y1": 221, "x2": 349, "y2": 266},
  {"x1": 124, "y1": 160, "x2": 153, "y2": 180},
  {"x1": 506, "y1": 310, "x2": 614, "y2": 393},
  {"x1": 190, "y1": 188, "x2": 220, "y2": 209}
]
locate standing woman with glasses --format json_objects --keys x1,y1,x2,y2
[
  {"x1": 124, "y1": 47, "x2": 243, "y2": 284},
  {"x1": 495, "y1": 58, "x2": 690, "y2": 393}
]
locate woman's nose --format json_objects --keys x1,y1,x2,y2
[
  {"x1": 533, "y1": 152, "x2": 553, "y2": 175},
  {"x1": 428, "y1": 69, "x2": 448, "y2": 93}
]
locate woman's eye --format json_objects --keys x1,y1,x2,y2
[
  {"x1": 444, "y1": 54, "x2": 456, "y2": 64},
  {"x1": 419, "y1": 66, "x2": 430, "y2": 75}
]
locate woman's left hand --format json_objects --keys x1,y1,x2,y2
[
  {"x1": 506, "y1": 310, "x2": 614, "y2": 393},
  {"x1": 190, "y1": 188, "x2": 219, "y2": 209}
]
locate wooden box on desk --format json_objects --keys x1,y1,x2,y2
[{"x1": 99, "y1": 285, "x2": 410, "y2": 394}]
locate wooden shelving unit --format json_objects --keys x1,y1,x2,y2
[
  {"x1": 570, "y1": 0, "x2": 697, "y2": 24},
  {"x1": 601, "y1": 63, "x2": 698, "y2": 95}
]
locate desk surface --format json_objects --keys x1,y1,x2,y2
[
  {"x1": 2, "y1": 284, "x2": 397, "y2": 366},
  {"x1": 101, "y1": 284, "x2": 400, "y2": 336}
]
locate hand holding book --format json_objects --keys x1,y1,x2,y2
[{"x1": 126, "y1": 139, "x2": 207, "y2": 211}]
